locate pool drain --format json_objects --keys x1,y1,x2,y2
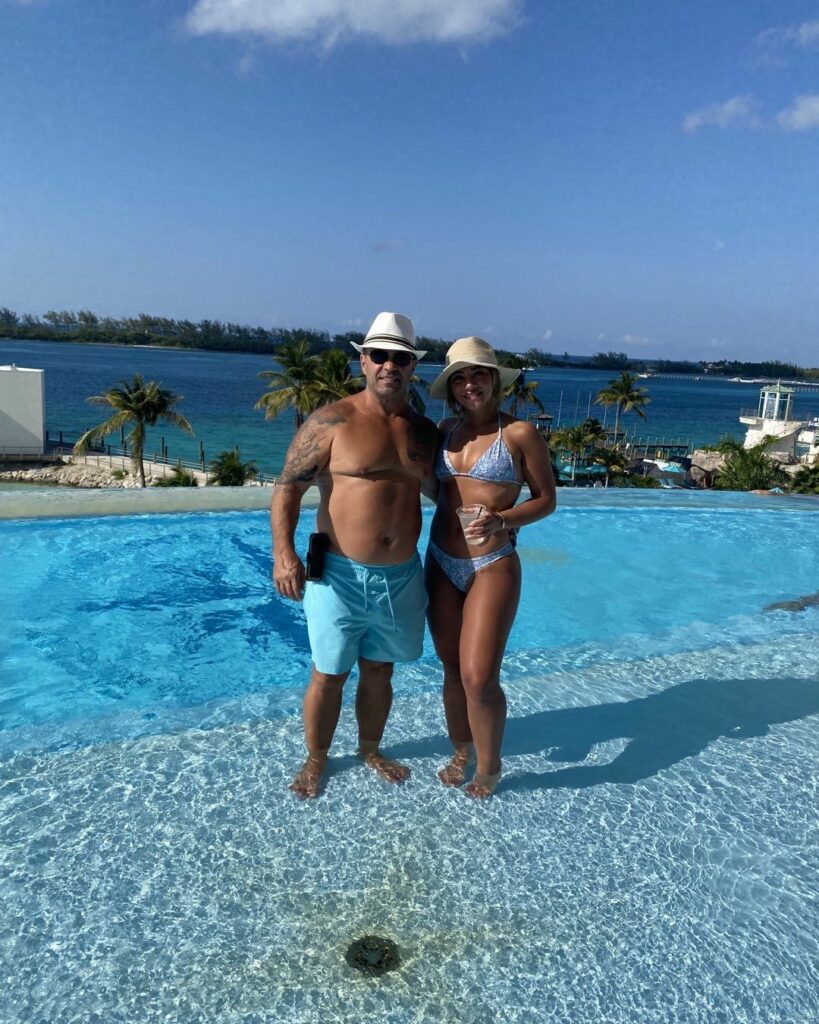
[{"x1": 345, "y1": 935, "x2": 400, "y2": 976}]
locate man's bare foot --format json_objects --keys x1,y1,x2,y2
[
  {"x1": 438, "y1": 745, "x2": 474, "y2": 787},
  {"x1": 465, "y1": 769, "x2": 501, "y2": 799},
  {"x1": 289, "y1": 752, "x2": 328, "y2": 799},
  {"x1": 359, "y1": 747, "x2": 411, "y2": 783}
]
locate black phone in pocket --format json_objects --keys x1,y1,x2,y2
[{"x1": 305, "y1": 532, "x2": 329, "y2": 581}]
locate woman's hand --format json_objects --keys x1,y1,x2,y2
[{"x1": 463, "y1": 507, "x2": 506, "y2": 544}]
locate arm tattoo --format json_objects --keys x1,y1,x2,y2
[
  {"x1": 406, "y1": 421, "x2": 439, "y2": 464},
  {"x1": 277, "y1": 410, "x2": 344, "y2": 484},
  {"x1": 280, "y1": 460, "x2": 320, "y2": 484}
]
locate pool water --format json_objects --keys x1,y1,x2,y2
[{"x1": 1, "y1": 494, "x2": 818, "y2": 1023}]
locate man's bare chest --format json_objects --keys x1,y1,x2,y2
[{"x1": 329, "y1": 421, "x2": 433, "y2": 478}]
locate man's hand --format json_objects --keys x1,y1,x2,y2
[{"x1": 274, "y1": 551, "x2": 307, "y2": 601}]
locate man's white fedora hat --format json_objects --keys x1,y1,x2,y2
[
  {"x1": 351, "y1": 312, "x2": 427, "y2": 359},
  {"x1": 429, "y1": 336, "x2": 520, "y2": 399}
]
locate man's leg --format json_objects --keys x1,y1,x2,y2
[
  {"x1": 355, "y1": 657, "x2": 410, "y2": 783},
  {"x1": 290, "y1": 666, "x2": 350, "y2": 799}
]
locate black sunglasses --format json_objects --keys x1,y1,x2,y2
[{"x1": 365, "y1": 348, "x2": 414, "y2": 368}]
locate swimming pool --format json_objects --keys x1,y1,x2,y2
[{"x1": 1, "y1": 493, "x2": 818, "y2": 1022}]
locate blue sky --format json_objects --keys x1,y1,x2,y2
[{"x1": 1, "y1": 0, "x2": 818, "y2": 362}]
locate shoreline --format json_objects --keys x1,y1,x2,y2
[{"x1": 4, "y1": 336, "x2": 818, "y2": 382}]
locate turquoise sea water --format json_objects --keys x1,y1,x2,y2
[
  {"x1": 5, "y1": 338, "x2": 819, "y2": 476},
  {"x1": 1, "y1": 494, "x2": 818, "y2": 1022}
]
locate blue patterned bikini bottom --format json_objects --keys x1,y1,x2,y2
[{"x1": 427, "y1": 538, "x2": 517, "y2": 593}]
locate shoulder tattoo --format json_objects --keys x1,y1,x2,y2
[
  {"x1": 278, "y1": 409, "x2": 345, "y2": 484},
  {"x1": 406, "y1": 420, "x2": 439, "y2": 464}
]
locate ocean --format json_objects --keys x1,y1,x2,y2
[{"x1": 3, "y1": 338, "x2": 818, "y2": 476}]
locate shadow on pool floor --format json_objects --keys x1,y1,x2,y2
[{"x1": 388, "y1": 675, "x2": 819, "y2": 792}]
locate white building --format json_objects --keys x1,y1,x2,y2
[
  {"x1": 0, "y1": 365, "x2": 45, "y2": 455},
  {"x1": 739, "y1": 382, "x2": 819, "y2": 464}
]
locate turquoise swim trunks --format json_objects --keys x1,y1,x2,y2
[{"x1": 303, "y1": 551, "x2": 427, "y2": 675}]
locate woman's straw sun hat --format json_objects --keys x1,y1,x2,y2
[{"x1": 429, "y1": 336, "x2": 521, "y2": 400}]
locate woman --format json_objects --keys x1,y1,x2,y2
[{"x1": 426, "y1": 337, "x2": 557, "y2": 797}]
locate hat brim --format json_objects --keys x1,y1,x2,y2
[
  {"x1": 429, "y1": 360, "x2": 520, "y2": 400},
  {"x1": 351, "y1": 340, "x2": 426, "y2": 360}
]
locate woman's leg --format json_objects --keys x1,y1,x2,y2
[
  {"x1": 459, "y1": 553, "x2": 521, "y2": 797},
  {"x1": 424, "y1": 552, "x2": 472, "y2": 784}
]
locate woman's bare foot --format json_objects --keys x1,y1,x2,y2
[
  {"x1": 465, "y1": 768, "x2": 501, "y2": 799},
  {"x1": 437, "y1": 744, "x2": 474, "y2": 787},
  {"x1": 358, "y1": 743, "x2": 410, "y2": 783},
  {"x1": 289, "y1": 752, "x2": 328, "y2": 799}
]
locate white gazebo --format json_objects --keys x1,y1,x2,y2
[
  {"x1": 739, "y1": 382, "x2": 804, "y2": 457},
  {"x1": 0, "y1": 364, "x2": 45, "y2": 455}
]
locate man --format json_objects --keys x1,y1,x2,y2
[{"x1": 271, "y1": 312, "x2": 439, "y2": 799}]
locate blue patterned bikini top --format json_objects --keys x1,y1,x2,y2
[{"x1": 435, "y1": 416, "x2": 522, "y2": 485}]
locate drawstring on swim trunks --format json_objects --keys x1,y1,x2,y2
[
  {"x1": 354, "y1": 566, "x2": 397, "y2": 633},
  {"x1": 382, "y1": 575, "x2": 397, "y2": 633}
]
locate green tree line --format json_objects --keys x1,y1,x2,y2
[{"x1": 2, "y1": 305, "x2": 817, "y2": 377}]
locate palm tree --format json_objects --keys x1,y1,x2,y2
[
  {"x1": 790, "y1": 463, "x2": 819, "y2": 494},
  {"x1": 153, "y1": 462, "x2": 199, "y2": 487},
  {"x1": 594, "y1": 371, "x2": 650, "y2": 446},
  {"x1": 589, "y1": 446, "x2": 629, "y2": 487},
  {"x1": 256, "y1": 341, "x2": 322, "y2": 430},
  {"x1": 713, "y1": 436, "x2": 789, "y2": 491},
  {"x1": 408, "y1": 373, "x2": 429, "y2": 415},
  {"x1": 553, "y1": 423, "x2": 597, "y2": 483},
  {"x1": 579, "y1": 417, "x2": 606, "y2": 442},
  {"x1": 208, "y1": 448, "x2": 258, "y2": 486},
  {"x1": 73, "y1": 374, "x2": 193, "y2": 487},
  {"x1": 313, "y1": 349, "x2": 362, "y2": 402},
  {"x1": 504, "y1": 372, "x2": 545, "y2": 420}
]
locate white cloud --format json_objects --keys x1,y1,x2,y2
[
  {"x1": 757, "y1": 18, "x2": 819, "y2": 56},
  {"x1": 185, "y1": 0, "x2": 521, "y2": 47},
  {"x1": 341, "y1": 317, "x2": 364, "y2": 327},
  {"x1": 713, "y1": 238, "x2": 725, "y2": 252},
  {"x1": 755, "y1": 19, "x2": 819, "y2": 68},
  {"x1": 622, "y1": 333, "x2": 655, "y2": 348},
  {"x1": 597, "y1": 333, "x2": 605, "y2": 342},
  {"x1": 790, "y1": 19, "x2": 819, "y2": 47},
  {"x1": 777, "y1": 94, "x2": 819, "y2": 132},
  {"x1": 682, "y1": 95, "x2": 756, "y2": 133},
  {"x1": 541, "y1": 328, "x2": 553, "y2": 343},
  {"x1": 373, "y1": 239, "x2": 405, "y2": 253},
  {"x1": 237, "y1": 50, "x2": 257, "y2": 75}
]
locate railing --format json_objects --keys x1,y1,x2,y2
[
  {"x1": 45, "y1": 429, "x2": 208, "y2": 471},
  {"x1": 625, "y1": 437, "x2": 692, "y2": 457},
  {"x1": 0, "y1": 446, "x2": 61, "y2": 460},
  {"x1": 46, "y1": 444, "x2": 207, "y2": 480},
  {"x1": 0, "y1": 431, "x2": 276, "y2": 484},
  {"x1": 738, "y1": 408, "x2": 815, "y2": 422}
]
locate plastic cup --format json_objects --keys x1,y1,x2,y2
[{"x1": 456, "y1": 504, "x2": 487, "y2": 546}]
